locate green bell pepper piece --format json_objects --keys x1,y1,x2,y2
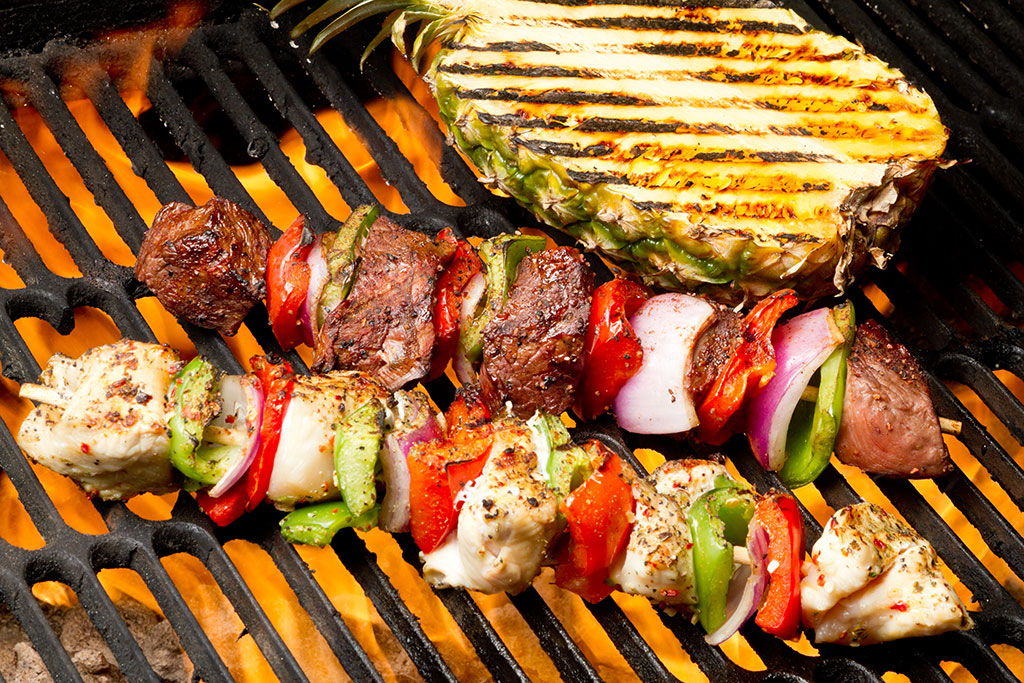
[
  {"x1": 689, "y1": 485, "x2": 757, "y2": 634},
  {"x1": 317, "y1": 204, "x2": 379, "y2": 327},
  {"x1": 280, "y1": 500, "x2": 380, "y2": 546},
  {"x1": 527, "y1": 412, "x2": 592, "y2": 499},
  {"x1": 779, "y1": 302, "x2": 856, "y2": 488},
  {"x1": 458, "y1": 233, "x2": 546, "y2": 362},
  {"x1": 333, "y1": 398, "x2": 385, "y2": 517},
  {"x1": 168, "y1": 357, "x2": 229, "y2": 486}
]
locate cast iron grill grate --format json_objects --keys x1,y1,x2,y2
[{"x1": 0, "y1": 1, "x2": 1020, "y2": 680}]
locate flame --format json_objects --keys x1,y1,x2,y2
[{"x1": 0, "y1": 20, "x2": 1019, "y2": 681}]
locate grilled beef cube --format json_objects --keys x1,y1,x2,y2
[
  {"x1": 135, "y1": 198, "x2": 271, "y2": 335},
  {"x1": 479, "y1": 247, "x2": 594, "y2": 418},
  {"x1": 834, "y1": 319, "x2": 952, "y2": 478},
  {"x1": 687, "y1": 306, "x2": 744, "y2": 404},
  {"x1": 312, "y1": 217, "x2": 454, "y2": 388}
]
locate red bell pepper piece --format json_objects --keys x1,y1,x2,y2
[
  {"x1": 196, "y1": 478, "x2": 248, "y2": 526},
  {"x1": 246, "y1": 355, "x2": 295, "y2": 512},
  {"x1": 555, "y1": 440, "x2": 635, "y2": 602},
  {"x1": 430, "y1": 229, "x2": 483, "y2": 380},
  {"x1": 444, "y1": 388, "x2": 491, "y2": 436},
  {"x1": 695, "y1": 290, "x2": 798, "y2": 444},
  {"x1": 575, "y1": 278, "x2": 651, "y2": 421},
  {"x1": 267, "y1": 215, "x2": 315, "y2": 351},
  {"x1": 408, "y1": 443, "x2": 458, "y2": 553},
  {"x1": 753, "y1": 493, "x2": 804, "y2": 639}
]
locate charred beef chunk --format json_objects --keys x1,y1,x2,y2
[
  {"x1": 480, "y1": 247, "x2": 594, "y2": 418},
  {"x1": 312, "y1": 217, "x2": 454, "y2": 388},
  {"x1": 687, "y1": 306, "x2": 743, "y2": 403},
  {"x1": 135, "y1": 198, "x2": 271, "y2": 335},
  {"x1": 834, "y1": 319, "x2": 952, "y2": 478}
]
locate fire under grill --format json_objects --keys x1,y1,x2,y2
[{"x1": 0, "y1": 0, "x2": 1021, "y2": 680}]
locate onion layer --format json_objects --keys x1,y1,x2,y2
[
  {"x1": 380, "y1": 391, "x2": 444, "y2": 532},
  {"x1": 301, "y1": 235, "x2": 328, "y2": 346},
  {"x1": 706, "y1": 521, "x2": 771, "y2": 645},
  {"x1": 613, "y1": 294, "x2": 716, "y2": 434},
  {"x1": 747, "y1": 309, "x2": 843, "y2": 471},
  {"x1": 209, "y1": 375, "x2": 264, "y2": 497}
]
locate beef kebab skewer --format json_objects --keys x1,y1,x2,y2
[
  {"x1": 14, "y1": 339, "x2": 972, "y2": 647},
  {"x1": 133, "y1": 197, "x2": 960, "y2": 488}
]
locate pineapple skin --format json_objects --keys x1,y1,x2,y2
[{"x1": 433, "y1": 72, "x2": 942, "y2": 304}]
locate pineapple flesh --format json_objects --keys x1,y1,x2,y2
[{"x1": 278, "y1": 0, "x2": 948, "y2": 303}]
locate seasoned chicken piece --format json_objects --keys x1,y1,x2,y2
[
  {"x1": 802, "y1": 503, "x2": 972, "y2": 645},
  {"x1": 422, "y1": 421, "x2": 558, "y2": 594},
  {"x1": 266, "y1": 372, "x2": 390, "y2": 509},
  {"x1": 17, "y1": 340, "x2": 182, "y2": 500},
  {"x1": 610, "y1": 459, "x2": 730, "y2": 607}
]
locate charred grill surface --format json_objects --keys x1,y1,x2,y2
[{"x1": 0, "y1": 2, "x2": 1019, "y2": 683}]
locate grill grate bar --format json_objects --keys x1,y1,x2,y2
[
  {"x1": 86, "y1": 75, "x2": 192, "y2": 206},
  {"x1": 330, "y1": 528, "x2": 459, "y2": 683},
  {"x1": 293, "y1": 25, "x2": 455, "y2": 226},
  {"x1": 0, "y1": 87, "x2": 105, "y2": 268},
  {"x1": 0, "y1": 567, "x2": 83, "y2": 682},
  {"x1": 585, "y1": 599, "x2": 677, "y2": 683},
  {"x1": 154, "y1": 515, "x2": 312, "y2": 682},
  {"x1": 506, "y1": 588, "x2": 605, "y2": 683},
  {"x1": 181, "y1": 38, "x2": 333, "y2": 231},
  {"x1": 260, "y1": 533, "x2": 386, "y2": 683},
  {"x1": 391, "y1": 534, "x2": 532, "y2": 683},
  {"x1": 124, "y1": 540, "x2": 235, "y2": 682},
  {"x1": 18, "y1": 63, "x2": 148, "y2": 252},
  {"x1": 143, "y1": 59, "x2": 270, "y2": 226}
]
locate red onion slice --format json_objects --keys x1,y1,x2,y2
[
  {"x1": 380, "y1": 390, "x2": 444, "y2": 532},
  {"x1": 705, "y1": 521, "x2": 770, "y2": 645},
  {"x1": 300, "y1": 235, "x2": 328, "y2": 347},
  {"x1": 453, "y1": 272, "x2": 486, "y2": 385},
  {"x1": 747, "y1": 308, "x2": 843, "y2": 470},
  {"x1": 613, "y1": 293, "x2": 716, "y2": 434},
  {"x1": 209, "y1": 375, "x2": 264, "y2": 497}
]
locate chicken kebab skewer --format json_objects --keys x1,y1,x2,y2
[
  {"x1": 15, "y1": 339, "x2": 971, "y2": 646},
  {"x1": 134, "y1": 197, "x2": 960, "y2": 489}
]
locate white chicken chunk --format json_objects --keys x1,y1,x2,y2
[
  {"x1": 422, "y1": 421, "x2": 558, "y2": 594},
  {"x1": 17, "y1": 340, "x2": 182, "y2": 500},
  {"x1": 266, "y1": 372, "x2": 389, "y2": 509},
  {"x1": 801, "y1": 503, "x2": 972, "y2": 645},
  {"x1": 610, "y1": 459, "x2": 730, "y2": 607}
]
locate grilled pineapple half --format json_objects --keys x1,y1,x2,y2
[{"x1": 274, "y1": 0, "x2": 948, "y2": 303}]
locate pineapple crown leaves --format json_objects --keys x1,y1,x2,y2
[{"x1": 270, "y1": 0, "x2": 478, "y2": 71}]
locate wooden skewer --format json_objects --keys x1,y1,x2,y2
[
  {"x1": 19, "y1": 383, "x2": 245, "y2": 447},
  {"x1": 799, "y1": 385, "x2": 962, "y2": 435}
]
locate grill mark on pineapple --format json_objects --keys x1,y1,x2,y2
[
  {"x1": 454, "y1": 87, "x2": 656, "y2": 106},
  {"x1": 550, "y1": 143, "x2": 838, "y2": 163},
  {"x1": 520, "y1": 0, "x2": 774, "y2": 6},
  {"x1": 563, "y1": 16, "x2": 806, "y2": 34},
  {"x1": 440, "y1": 62, "x2": 893, "y2": 89},
  {"x1": 474, "y1": 112, "x2": 935, "y2": 143},
  {"x1": 450, "y1": 40, "x2": 856, "y2": 64},
  {"x1": 455, "y1": 88, "x2": 915, "y2": 114}
]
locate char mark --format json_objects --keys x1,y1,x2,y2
[
  {"x1": 455, "y1": 87, "x2": 654, "y2": 106},
  {"x1": 439, "y1": 63, "x2": 599, "y2": 78},
  {"x1": 513, "y1": 136, "x2": 614, "y2": 157},
  {"x1": 566, "y1": 169, "x2": 630, "y2": 184},
  {"x1": 448, "y1": 40, "x2": 557, "y2": 52},
  {"x1": 568, "y1": 17, "x2": 805, "y2": 34}
]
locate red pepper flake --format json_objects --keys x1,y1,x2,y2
[
  {"x1": 80, "y1": 443, "x2": 90, "y2": 454},
  {"x1": 661, "y1": 589, "x2": 678, "y2": 598},
  {"x1": 225, "y1": 415, "x2": 236, "y2": 424},
  {"x1": 874, "y1": 538, "x2": 887, "y2": 550},
  {"x1": 817, "y1": 573, "x2": 826, "y2": 586},
  {"x1": 890, "y1": 601, "x2": 909, "y2": 612}
]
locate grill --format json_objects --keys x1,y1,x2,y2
[{"x1": 0, "y1": 0, "x2": 1021, "y2": 680}]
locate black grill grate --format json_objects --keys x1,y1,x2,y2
[{"x1": 0, "y1": 2, "x2": 1019, "y2": 681}]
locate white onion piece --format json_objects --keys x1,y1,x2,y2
[
  {"x1": 380, "y1": 392, "x2": 444, "y2": 532},
  {"x1": 208, "y1": 376, "x2": 264, "y2": 497},
  {"x1": 706, "y1": 521, "x2": 770, "y2": 645},
  {"x1": 300, "y1": 235, "x2": 328, "y2": 346},
  {"x1": 613, "y1": 293, "x2": 716, "y2": 434},
  {"x1": 747, "y1": 308, "x2": 843, "y2": 470},
  {"x1": 453, "y1": 272, "x2": 487, "y2": 385}
]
